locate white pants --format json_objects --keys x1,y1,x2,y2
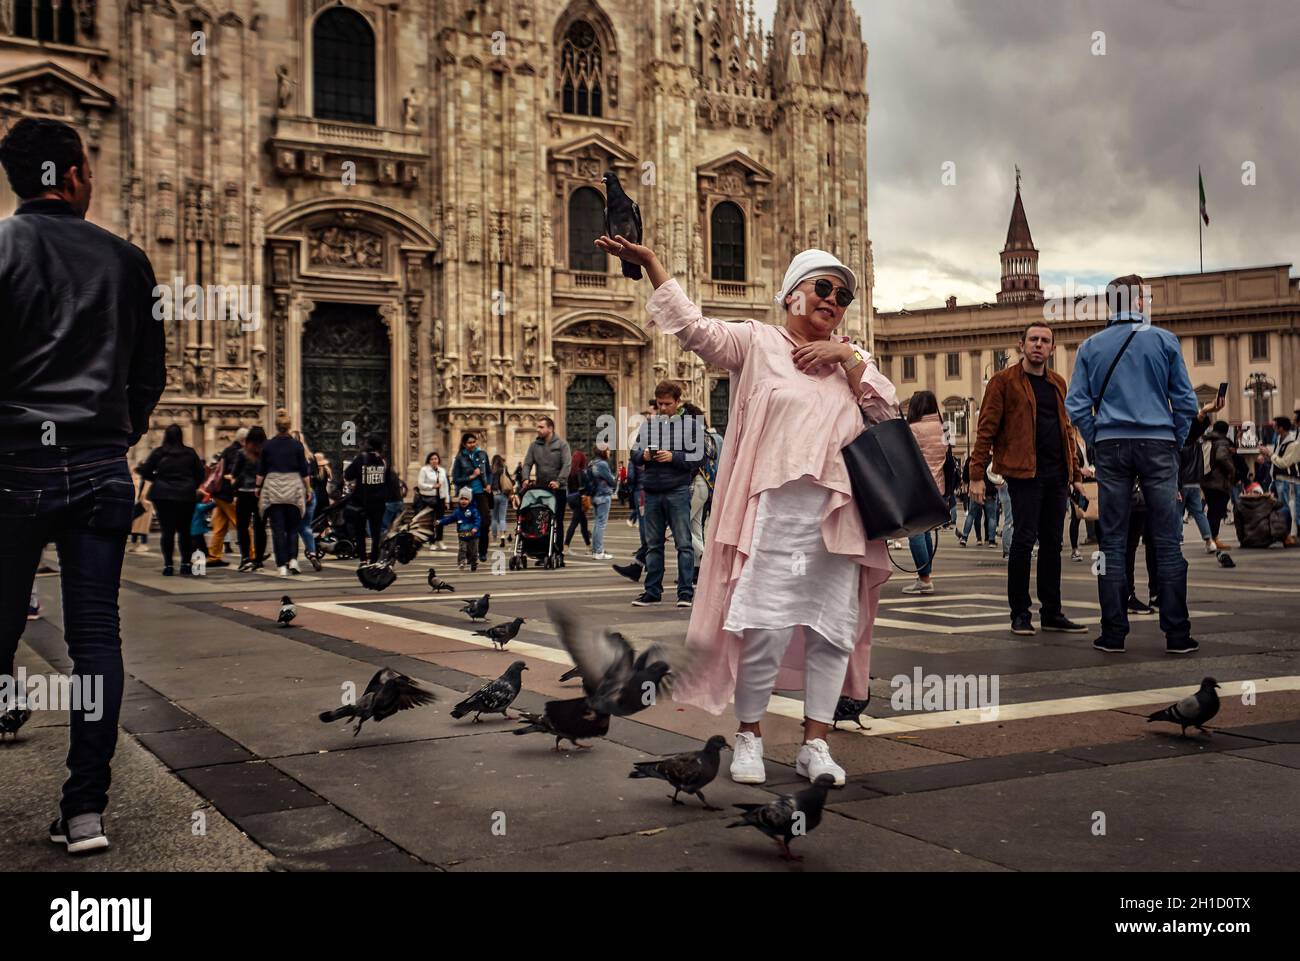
[
  {"x1": 689, "y1": 474, "x2": 709, "y2": 562},
  {"x1": 734, "y1": 626, "x2": 851, "y2": 724}
]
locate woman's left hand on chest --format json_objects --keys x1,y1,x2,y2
[{"x1": 792, "y1": 340, "x2": 851, "y2": 375}]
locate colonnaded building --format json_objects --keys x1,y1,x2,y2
[
  {"x1": 874, "y1": 179, "x2": 1300, "y2": 455},
  {"x1": 0, "y1": 0, "x2": 872, "y2": 481}
]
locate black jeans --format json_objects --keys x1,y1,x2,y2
[
  {"x1": 352, "y1": 502, "x2": 387, "y2": 562},
  {"x1": 0, "y1": 445, "x2": 132, "y2": 819},
  {"x1": 1005, "y1": 474, "x2": 1068, "y2": 621},
  {"x1": 1203, "y1": 488, "x2": 1230, "y2": 539},
  {"x1": 235, "y1": 491, "x2": 267, "y2": 563},
  {"x1": 152, "y1": 497, "x2": 196, "y2": 568},
  {"x1": 473, "y1": 491, "x2": 492, "y2": 558},
  {"x1": 1125, "y1": 509, "x2": 1158, "y2": 601},
  {"x1": 266, "y1": 503, "x2": 302, "y2": 568},
  {"x1": 565, "y1": 491, "x2": 590, "y2": 546}
]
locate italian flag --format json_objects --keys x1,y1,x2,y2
[{"x1": 1199, "y1": 167, "x2": 1210, "y2": 226}]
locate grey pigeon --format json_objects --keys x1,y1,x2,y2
[
  {"x1": 832, "y1": 692, "x2": 870, "y2": 730},
  {"x1": 629, "y1": 735, "x2": 728, "y2": 810},
  {"x1": 451, "y1": 660, "x2": 527, "y2": 722},
  {"x1": 474, "y1": 616, "x2": 526, "y2": 650},
  {"x1": 558, "y1": 664, "x2": 582, "y2": 683},
  {"x1": 1147, "y1": 677, "x2": 1221, "y2": 736},
  {"x1": 727, "y1": 773, "x2": 836, "y2": 861},
  {"x1": 602, "y1": 171, "x2": 643, "y2": 280},
  {"x1": 277, "y1": 595, "x2": 296, "y2": 627},
  {"x1": 0, "y1": 706, "x2": 32, "y2": 741},
  {"x1": 318, "y1": 668, "x2": 436, "y2": 737},
  {"x1": 427, "y1": 568, "x2": 455, "y2": 593},
  {"x1": 461, "y1": 593, "x2": 490, "y2": 621},
  {"x1": 548, "y1": 603, "x2": 672, "y2": 716},
  {"x1": 514, "y1": 696, "x2": 610, "y2": 751}
]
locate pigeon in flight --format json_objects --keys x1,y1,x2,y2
[
  {"x1": 629, "y1": 735, "x2": 728, "y2": 810},
  {"x1": 318, "y1": 668, "x2": 436, "y2": 737},
  {"x1": 277, "y1": 595, "x2": 296, "y2": 628},
  {"x1": 474, "y1": 616, "x2": 526, "y2": 650},
  {"x1": 0, "y1": 705, "x2": 31, "y2": 741},
  {"x1": 601, "y1": 171, "x2": 643, "y2": 280},
  {"x1": 355, "y1": 508, "x2": 442, "y2": 592},
  {"x1": 1147, "y1": 677, "x2": 1221, "y2": 736},
  {"x1": 832, "y1": 693, "x2": 870, "y2": 730},
  {"x1": 427, "y1": 568, "x2": 455, "y2": 593},
  {"x1": 514, "y1": 696, "x2": 610, "y2": 751},
  {"x1": 451, "y1": 660, "x2": 528, "y2": 722},
  {"x1": 548, "y1": 603, "x2": 674, "y2": 716},
  {"x1": 727, "y1": 773, "x2": 836, "y2": 861},
  {"x1": 558, "y1": 664, "x2": 582, "y2": 683},
  {"x1": 462, "y1": 593, "x2": 490, "y2": 621}
]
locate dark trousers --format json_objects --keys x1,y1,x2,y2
[
  {"x1": 1125, "y1": 509, "x2": 1158, "y2": 601},
  {"x1": 153, "y1": 497, "x2": 196, "y2": 568},
  {"x1": 0, "y1": 445, "x2": 132, "y2": 819},
  {"x1": 417, "y1": 495, "x2": 446, "y2": 543},
  {"x1": 353, "y1": 502, "x2": 387, "y2": 562},
  {"x1": 1203, "y1": 488, "x2": 1230, "y2": 539},
  {"x1": 266, "y1": 503, "x2": 302, "y2": 567},
  {"x1": 1095, "y1": 439, "x2": 1191, "y2": 645},
  {"x1": 1005, "y1": 474, "x2": 1068, "y2": 621},
  {"x1": 643, "y1": 485, "x2": 695, "y2": 600},
  {"x1": 565, "y1": 492, "x2": 590, "y2": 546},
  {"x1": 473, "y1": 491, "x2": 492, "y2": 558},
  {"x1": 235, "y1": 491, "x2": 267, "y2": 563}
]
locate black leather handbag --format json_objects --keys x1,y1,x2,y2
[{"x1": 842, "y1": 415, "x2": 951, "y2": 542}]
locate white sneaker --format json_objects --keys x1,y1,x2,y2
[
  {"x1": 902, "y1": 578, "x2": 934, "y2": 595},
  {"x1": 591, "y1": 551, "x2": 614, "y2": 560},
  {"x1": 796, "y1": 738, "x2": 845, "y2": 786},
  {"x1": 730, "y1": 731, "x2": 766, "y2": 784},
  {"x1": 277, "y1": 565, "x2": 289, "y2": 577},
  {"x1": 288, "y1": 559, "x2": 300, "y2": 573}
]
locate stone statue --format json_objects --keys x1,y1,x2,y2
[
  {"x1": 692, "y1": 221, "x2": 704, "y2": 279},
  {"x1": 275, "y1": 65, "x2": 294, "y2": 112},
  {"x1": 466, "y1": 317, "x2": 484, "y2": 369},
  {"x1": 402, "y1": 88, "x2": 421, "y2": 129},
  {"x1": 521, "y1": 318, "x2": 538, "y2": 371}
]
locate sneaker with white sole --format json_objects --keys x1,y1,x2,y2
[
  {"x1": 796, "y1": 738, "x2": 845, "y2": 786},
  {"x1": 49, "y1": 813, "x2": 109, "y2": 854},
  {"x1": 730, "y1": 731, "x2": 766, "y2": 783},
  {"x1": 902, "y1": 578, "x2": 934, "y2": 595},
  {"x1": 288, "y1": 559, "x2": 301, "y2": 574},
  {"x1": 277, "y1": 565, "x2": 289, "y2": 576}
]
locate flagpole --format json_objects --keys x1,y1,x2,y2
[{"x1": 1199, "y1": 209, "x2": 1203, "y2": 274}]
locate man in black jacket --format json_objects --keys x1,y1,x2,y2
[
  {"x1": 1180, "y1": 399, "x2": 1222, "y2": 554},
  {"x1": 0, "y1": 119, "x2": 165, "y2": 854}
]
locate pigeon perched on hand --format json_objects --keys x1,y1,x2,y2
[
  {"x1": 451, "y1": 660, "x2": 528, "y2": 722},
  {"x1": 427, "y1": 568, "x2": 455, "y2": 593},
  {"x1": 629, "y1": 735, "x2": 728, "y2": 810},
  {"x1": 548, "y1": 603, "x2": 674, "y2": 716},
  {"x1": 474, "y1": 616, "x2": 526, "y2": 650},
  {"x1": 832, "y1": 693, "x2": 870, "y2": 731},
  {"x1": 514, "y1": 696, "x2": 610, "y2": 751},
  {"x1": 1146, "y1": 677, "x2": 1221, "y2": 736},
  {"x1": 277, "y1": 595, "x2": 296, "y2": 628},
  {"x1": 0, "y1": 706, "x2": 32, "y2": 741},
  {"x1": 461, "y1": 593, "x2": 490, "y2": 621},
  {"x1": 727, "y1": 773, "x2": 836, "y2": 861},
  {"x1": 601, "y1": 171, "x2": 643, "y2": 280},
  {"x1": 318, "y1": 668, "x2": 436, "y2": 737}
]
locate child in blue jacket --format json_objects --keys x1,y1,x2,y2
[{"x1": 438, "y1": 487, "x2": 482, "y2": 570}]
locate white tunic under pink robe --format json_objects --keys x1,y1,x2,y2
[{"x1": 644, "y1": 278, "x2": 899, "y2": 716}]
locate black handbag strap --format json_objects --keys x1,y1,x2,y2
[{"x1": 1095, "y1": 326, "x2": 1141, "y2": 412}]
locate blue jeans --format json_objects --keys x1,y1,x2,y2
[
  {"x1": 492, "y1": 492, "x2": 508, "y2": 538},
  {"x1": 643, "y1": 485, "x2": 695, "y2": 600},
  {"x1": 0, "y1": 445, "x2": 132, "y2": 819},
  {"x1": 382, "y1": 499, "x2": 405, "y2": 533},
  {"x1": 1181, "y1": 484, "x2": 1212, "y2": 541},
  {"x1": 908, "y1": 531, "x2": 936, "y2": 577},
  {"x1": 592, "y1": 494, "x2": 612, "y2": 554},
  {"x1": 984, "y1": 496, "x2": 1000, "y2": 542},
  {"x1": 1094, "y1": 439, "x2": 1190, "y2": 645},
  {"x1": 1274, "y1": 477, "x2": 1300, "y2": 537},
  {"x1": 998, "y1": 484, "x2": 1014, "y2": 554},
  {"x1": 961, "y1": 500, "x2": 984, "y2": 541},
  {"x1": 299, "y1": 497, "x2": 317, "y2": 554}
]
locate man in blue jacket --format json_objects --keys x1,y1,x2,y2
[{"x1": 1065, "y1": 275, "x2": 1200, "y2": 655}]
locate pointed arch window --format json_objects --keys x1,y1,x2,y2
[
  {"x1": 568, "y1": 187, "x2": 606, "y2": 272},
  {"x1": 559, "y1": 20, "x2": 604, "y2": 117},
  {"x1": 710, "y1": 201, "x2": 745, "y2": 282},
  {"x1": 313, "y1": 7, "x2": 376, "y2": 124}
]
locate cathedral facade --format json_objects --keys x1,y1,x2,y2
[{"x1": 0, "y1": 0, "x2": 871, "y2": 481}]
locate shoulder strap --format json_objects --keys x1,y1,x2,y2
[{"x1": 1095, "y1": 326, "x2": 1141, "y2": 411}]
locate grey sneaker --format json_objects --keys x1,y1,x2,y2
[{"x1": 49, "y1": 813, "x2": 109, "y2": 854}]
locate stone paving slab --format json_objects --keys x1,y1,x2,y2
[
  {"x1": 845, "y1": 750, "x2": 1101, "y2": 797},
  {"x1": 1223, "y1": 742, "x2": 1300, "y2": 769},
  {"x1": 177, "y1": 760, "x2": 327, "y2": 820}
]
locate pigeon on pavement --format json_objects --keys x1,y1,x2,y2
[
  {"x1": 451, "y1": 660, "x2": 528, "y2": 722},
  {"x1": 727, "y1": 773, "x2": 836, "y2": 861},
  {"x1": 548, "y1": 603, "x2": 674, "y2": 716},
  {"x1": 629, "y1": 735, "x2": 728, "y2": 810},
  {"x1": 277, "y1": 595, "x2": 296, "y2": 627},
  {"x1": 474, "y1": 617, "x2": 526, "y2": 650},
  {"x1": 0, "y1": 706, "x2": 32, "y2": 741},
  {"x1": 427, "y1": 568, "x2": 455, "y2": 593},
  {"x1": 318, "y1": 668, "x2": 436, "y2": 737},
  {"x1": 514, "y1": 696, "x2": 610, "y2": 751},
  {"x1": 602, "y1": 171, "x2": 643, "y2": 280},
  {"x1": 462, "y1": 593, "x2": 490, "y2": 621},
  {"x1": 1146, "y1": 677, "x2": 1221, "y2": 736},
  {"x1": 832, "y1": 693, "x2": 870, "y2": 730}
]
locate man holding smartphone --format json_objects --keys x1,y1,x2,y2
[{"x1": 629, "y1": 381, "x2": 697, "y2": 607}]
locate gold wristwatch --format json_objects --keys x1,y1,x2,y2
[{"x1": 841, "y1": 346, "x2": 867, "y2": 372}]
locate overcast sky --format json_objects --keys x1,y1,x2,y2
[{"x1": 753, "y1": 0, "x2": 1300, "y2": 310}]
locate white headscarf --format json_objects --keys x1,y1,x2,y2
[{"x1": 774, "y1": 248, "x2": 858, "y2": 308}]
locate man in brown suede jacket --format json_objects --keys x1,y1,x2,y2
[{"x1": 970, "y1": 322, "x2": 1087, "y2": 636}]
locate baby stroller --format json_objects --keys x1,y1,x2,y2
[
  {"x1": 509, "y1": 487, "x2": 565, "y2": 570},
  {"x1": 311, "y1": 495, "x2": 356, "y2": 560}
]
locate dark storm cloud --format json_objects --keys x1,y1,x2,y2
[{"x1": 754, "y1": 0, "x2": 1300, "y2": 309}]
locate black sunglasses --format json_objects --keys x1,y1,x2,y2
[{"x1": 811, "y1": 277, "x2": 854, "y2": 307}]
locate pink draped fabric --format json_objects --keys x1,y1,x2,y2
[{"x1": 644, "y1": 279, "x2": 899, "y2": 716}]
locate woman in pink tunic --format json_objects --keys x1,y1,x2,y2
[{"x1": 596, "y1": 233, "x2": 898, "y2": 787}]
